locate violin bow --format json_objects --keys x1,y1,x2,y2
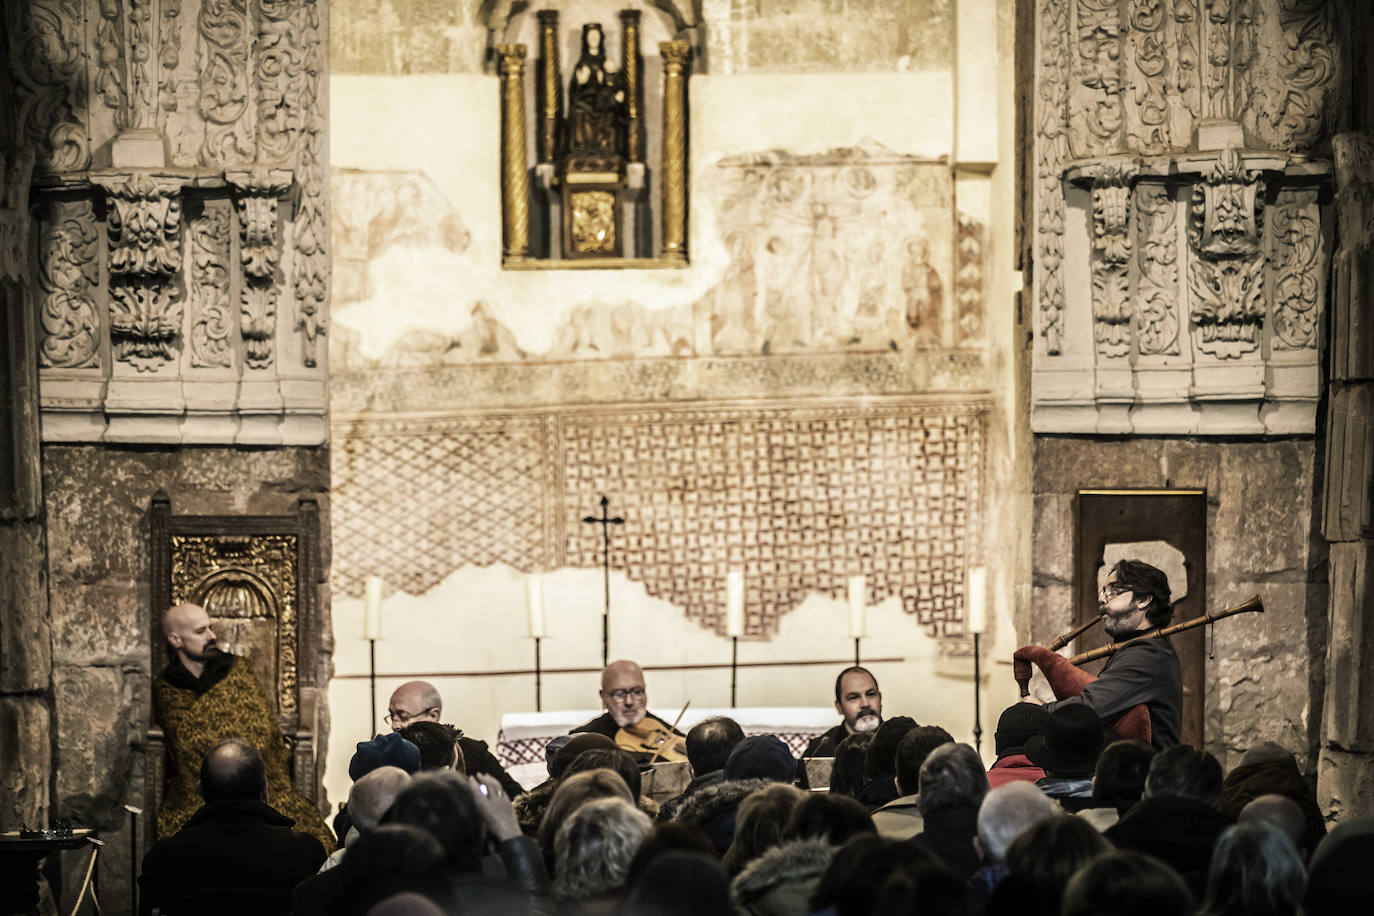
[{"x1": 647, "y1": 700, "x2": 692, "y2": 766}]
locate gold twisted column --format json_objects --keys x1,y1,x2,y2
[
  {"x1": 620, "y1": 10, "x2": 644, "y2": 162},
  {"x1": 536, "y1": 11, "x2": 561, "y2": 164},
  {"x1": 498, "y1": 43, "x2": 531, "y2": 262},
  {"x1": 659, "y1": 40, "x2": 691, "y2": 263}
]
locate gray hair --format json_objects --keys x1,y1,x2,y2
[
  {"x1": 976, "y1": 781, "x2": 1059, "y2": 863},
  {"x1": 918, "y1": 743, "x2": 990, "y2": 817},
  {"x1": 553, "y1": 797, "x2": 652, "y2": 899},
  {"x1": 348, "y1": 766, "x2": 412, "y2": 834}
]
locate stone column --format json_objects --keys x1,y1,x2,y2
[
  {"x1": 620, "y1": 10, "x2": 644, "y2": 163},
  {"x1": 1318, "y1": 133, "x2": 1374, "y2": 821},
  {"x1": 498, "y1": 43, "x2": 531, "y2": 263},
  {"x1": 535, "y1": 11, "x2": 561, "y2": 164},
  {"x1": 659, "y1": 41, "x2": 691, "y2": 263}
]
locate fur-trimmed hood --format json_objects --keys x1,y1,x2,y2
[
  {"x1": 671, "y1": 778, "x2": 773, "y2": 829},
  {"x1": 731, "y1": 838, "x2": 835, "y2": 916}
]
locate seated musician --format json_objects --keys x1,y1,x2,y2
[
  {"x1": 571, "y1": 660, "x2": 685, "y2": 764},
  {"x1": 1022, "y1": 559, "x2": 1182, "y2": 749}
]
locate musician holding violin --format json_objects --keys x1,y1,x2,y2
[
  {"x1": 570, "y1": 660, "x2": 689, "y2": 765},
  {"x1": 1020, "y1": 559, "x2": 1184, "y2": 750}
]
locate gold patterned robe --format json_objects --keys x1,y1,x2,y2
[{"x1": 153, "y1": 654, "x2": 334, "y2": 851}]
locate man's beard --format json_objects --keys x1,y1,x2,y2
[
  {"x1": 1101, "y1": 610, "x2": 1139, "y2": 639},
  {"x1": 610, "y1": 707, "x2": 645, "y2": 728},
  {"x1": 185, "y1": 642, "x2": 220, "y2": 663},
  {"x1": 851, "y1": 710, "x2": 881, "y2": 733}
]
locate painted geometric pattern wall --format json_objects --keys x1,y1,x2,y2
[{"x1": 333, "y1": 399, "x2": 986, "y2": 637}]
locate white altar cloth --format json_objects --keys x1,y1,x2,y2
[{"x1": 496, "y1": 707, "x2": 838, "y2": 791}]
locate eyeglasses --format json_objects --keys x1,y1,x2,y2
[
  {"x1": 605, "y1": 686, "x2": 645, "y2": 702},
  {"x1": 384, "y1": 706, "x2": 437, "y2": 726},
  {"x1": 1099, "y1": 583, "x2": 1132, "y2": 601}
]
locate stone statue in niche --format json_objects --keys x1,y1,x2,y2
[{"x1": 567, "y1": 24, "x2": 627, "y2": 162}]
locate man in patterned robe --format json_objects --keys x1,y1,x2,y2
[{"x1": 153, "y1": 602, "x2": 333, "y2": 850}]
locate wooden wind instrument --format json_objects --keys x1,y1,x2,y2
[{"x1": 1064, "y1": 594, "x2": 1264, "y2": 666}]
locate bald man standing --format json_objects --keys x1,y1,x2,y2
[
  {"x1": 154, "y1": 603, "x2": 333, "y2": 850},
  {"x1": 385, "y1": 680, "x2": 523, "y2": 796}
]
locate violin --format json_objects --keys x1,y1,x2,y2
[{"x1": 614, "y1": 701, "x2": 691, "y2": 764}]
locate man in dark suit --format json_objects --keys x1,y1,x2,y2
[{"x1": 138, "y1": 739, "x2": 326, "y2": 915}]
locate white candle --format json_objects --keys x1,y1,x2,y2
[
  {"x1": 848, "y1": 574, "x2": 866, "y2": 638},
  {"x1": 363, "y1": 575, "x2": 384, "y2": 640},
  {"x1": 726, "y1": 570, "x2": 745, "y2": 637},
  {"x1": 966, "y1": 566, "x2": 987, "y2": 634},
  {"x1": 526, "y1": 576, "x2": 546, "y2": 639}
]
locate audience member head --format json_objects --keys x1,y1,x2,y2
[
  {"x1": 540, "y1": 768, "x2": 634, "y2": 866},
  {"x1": 1145, "y1": 744, "x2": 1223, "y2": 808},
  {"x1": 553, "y1": 797, "x2": 652, "y2": 900},
  {"x1": 975, "y1": 781, "x2": 1057, "y2": 864},
  {"x1": 833, "y1": 666, "x2": 883, "y2": 735},
  {"x1": 723, "y1": 783, "x2": 803, "y2": 875},
  {"x1": 621, "y1": 851, "x2": 730, "y2": 916},
  {"x1": 198, "y1": 739, "x2": 267, "y2": 803},
  {"x1": 625, "y1": 822, "x2": 717, "y2": 885},
  {"x1": 363, "y1": 891, "x2": 447, "y2": 916},
  {"x1": 1302, "y1": 817, "x2": 1374, "y2": 916},
  {"x1": 1092, "y1": 738, "x2": 1156, "y2": 814},
  {"x1": 563, "y1": 745, "x2": 644, "y2": 800},
  {"x1": 864, "y1": 716, "x2": 918, "y2": 782},
  {"x1": 894, "y1": 725, "x2": 954, "y2": 796},
  {"x1": 551, "y1": 731, "x2": 617, "y2": 777},
  {"x1": 380, "y1": 770, "x2": 484, "y2": 873},
  {"x1": 917, "y1": 743, "x2": 989, "y2": 817},
  {"x1": 1003, "y1": 814, "x2": 1112, "y2": 903},
  {"x1": 810, "y1": 834, "x2": 942, "y2": 916},
  {"x1": 1240, "y1": 794, "x2": 1308, "y2": 858},
  {"x1": 783, "y1": 792, "x2": 876, "y2": 846},
  {"x1": 386, "y1": 681, "x2": 442, "y2": 732},
  {"x1": 993, "y1": 702, "x2": 1048, "y2": 758},
  {"x1": 348, "y1": 766, "x2": 412, "y2": 835},
  {"x1": 685, "y1": 716, "x2": 745, "y2": 776},
  {"x1": 339, "y1": 824, "x2": 447, "y2": 914},
  {"x1": 600, "y1": 659, "x2": 649, "y2": 729},
  {"x1": 723, "y1": 734, "x2": 796, "y2": 783},
  {"x1": 871, "y1": 860, "x2": 976, "y2": 916},
  {"x1": 1105, "y1": 558, "x2": 1175, "y2": 629},
  {"x1": 1061, "y1": 849, "x2": 1194, "y2": 916},
  {"x1": 828, "y1": 732, "x2": 874, "y2": 798},
  {"x1": 350, "y1": 732, "x2": 421, "y2": 780},
  {"x1": 543, "y1": 734, "x2": 573, "y2": 777},
  {"x1": 1024, "y1": 704, "x2": 1106, "y2": 778},
  {"x1": 398, "y1": 721, "x2": 464, "y2": 772},
  {"x1": 1199, "y1": 821, "x2": 1304, "y2": 916},
  {"x1": 1239, "y1": 740, "x2": 1296, "y2": 769}
]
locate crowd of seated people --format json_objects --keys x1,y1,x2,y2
[{"x1": 138, "y1": 684, "x2": 1372, "y2": 916}]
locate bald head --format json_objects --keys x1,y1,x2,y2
[
  {"x1": 163, "y1": 603, "x2": 218, "y2": 674},
  {"x1": 1240, "y1": 793, "x2": 1308, "y2": 855},
  {"x1": 199, "y1": 739, "x2": 266, "y2": 803},
  {"x1": 599, "y1": 660, "x2": 647, "y2": 728},
  {"x1": 387, "y1": 681, "x2": 442, "y2": 732},
  {"x1": 349, "y1": 766, "x2": 412, "y2": 834}
]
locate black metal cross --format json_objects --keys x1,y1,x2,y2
[{"x1": 582, "y1": 495, "x2": 624, "y2": 667}]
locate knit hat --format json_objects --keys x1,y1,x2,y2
[
  {"x1": 724, "y1": 735, "x2": 796, "y2": 783},
  {"x1": 995, "y1": 703, "x2": 1050, "y2": 757},
  {"x1": 553, "y1": 732, "x2": 618, "y2": 776},
  {"x1": 1024, "y1": 704, "x2": 1106, "y2": 777},
  {"x1": 349, "y1": 732, "x2": 421, "y2": 780},
  {"x1": 544, "y1": 735, "x2": 574, "y2": 776}
]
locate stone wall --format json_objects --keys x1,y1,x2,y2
[
  {"x1": 1031, "y1": 436, "x2": 1327, "y2": 773},
  {"x1": 41, "y1": 445, "x2": 329, "y2": 909}
]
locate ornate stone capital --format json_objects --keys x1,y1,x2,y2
[
  {"x1": 1189, "y1": 147, "x2": 1265, "y2": 258},
  {"x1": 1083, "y1": 160, "x2": 1140, "y2": 358},
  {"x1": 227, "y1": 168, "x2": 294, "y2": 369}
]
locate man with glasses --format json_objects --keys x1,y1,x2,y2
[
  {"x1": 570, "y1": 659, "x2": 682, "y2": 744},
  {"x1": 385, "y1": 680, "x2": 523, "y2": 795},
  {"x1": 1022, "y1": 559, "x2": 1183, "y2": 749}
]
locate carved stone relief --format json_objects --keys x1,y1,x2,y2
[
  {"x1": 1037, "y1": 0, "x2": 1070, "y2": 355},
  {"x1": 291, "y1": 0, "x2": 328, "y2": 369},
  {"x1": 1125, "y1": 0, "x2": 1170, "y2": 153},
  {"x1": 1070, "y1": 0, "x2": 1124, "y2": 159},
  {"x1": 227, "y1": 168, "x2": 292, "y2": 369},
  {"x1": 188, "y1": 201, "x2": 234, "y2": 369},
  {"x1": 1134, "y1": 183, "x2": 1181, "y2": 356},
  {"x1": 333, "y1": 402, "x2": 986, "y2": 638},
  {"x1": 37, "y1": 199, "x2": 102, "y2": 370},
  {"x1": 93, "y1": 172, "x2": 190, "y2": 371},
  {"x1": 1270, "y1": 190, "x2": 1321, "y2": 350},
  {"x1": 197, "y1": 0, "x2": 255, "y2": 167},
  {"x1": 1088, "y1": 161, "x2": 1139, "y2": 357},
  {"x1": 6, "y1": 0, "x2": 92, "y2": 172},
  {"x1": 1187, "y1": 148, "x2": 1265, "y2": 358}
]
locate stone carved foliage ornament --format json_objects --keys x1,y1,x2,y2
[
  {"x1": 1264, "y1": 0, "x2": 1339, "y2": 152},
  {"x1": 1071, "y1": 0, "x2": 1125, "y2": 158},
  {"x1": 1270, "y1": 196, "x2": 1320, "y2": 350},
  {"x1": 1189, "y1": 148, "x2": 1263, "y2": 257},
  {"x1": 1186, "y1": 149, "x2": 1268, "y2": 359},
  {"x1": 95, "y1": 172, "x2": 190, "y2": 371},
  {"x1": 189, "y1": 203, "x2": 233, "y2": 369},
  {"x1": 1037, "y1": 0, "x2": 1070, "y2": 355},
  {"x1": 228, "y1": 169, "x2": 292, "y2": 369},
  {"x1": 291, "y1": 0, "x2": 329, "y2": 369},
  {"x1": 197, "y1": 0, "x2": 255, "y2": 166},
  {"x1": 1188, "y1": 255, "x2": 1264, "y2": 358},
  {"x1": 1090, "y1": 162, "x2": 1139, "y2": 357},
  {"x1": 9, "y1": 0, "x2": 92, "y2": 172},
  {"x1": 38, "y1": 200, "x2": 101, "y2": 370},
  {"x1": 1135, "y1": 183, "x2": 1181, "y2": 356}
]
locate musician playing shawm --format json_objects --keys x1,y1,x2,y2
[
  {"x1": 1022, "y1": 559, "x2": 1183, "y2": 750},
  {"x1": 571, "y1": 660, "x2": 685, "y2": 762}
]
